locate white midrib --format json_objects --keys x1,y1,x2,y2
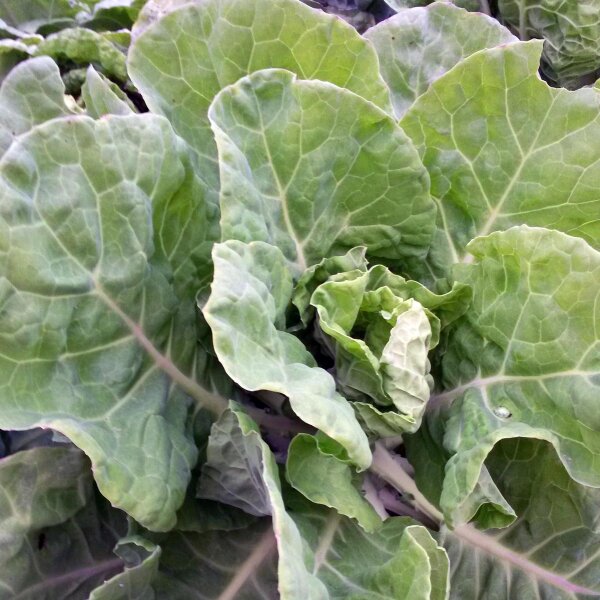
[
  {"x1": 429, "y1": 368, "x2": 594, "y2": 406},
  {"x1": 254, "y1": 99, "x2": 308, "y2": 273},
  {"x1": 94, "y1": 285, "x2": 226, "y2": 416},
  {"x1": 456, "y1": 89, "x2": 558, "y2": 264},
  {"x1": 371, "y1": 444, "x2": 600, "y2": 598},
  {"x1": 217, "y1": 529, "x2": 276, "y2": 600},
  {"x1": 33, "y1": 196, "x2": 227, "y2": 417}
]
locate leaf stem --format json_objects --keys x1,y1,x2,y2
[
  {"x1": 479, "y1": 0, "x2": 492, "y2": 16},
  {"x1": 95, "y1": 285, "x2": 228, "y2": 416},
  {"x1": 371, "y1": 443, "x2": 443, "y2": 523}
]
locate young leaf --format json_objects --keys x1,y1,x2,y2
[
  {"x1": 81, "y1": 65, "x2": 135, "y2": 118},
  {"x1": 435, "y1": 227, "x2": 600, "y2": 526},
  {"x1": 0, "y1": 114, "x2": 225, "y2": 530},
  {"x1": 401, "y1": 41, "x2": 600, "y2": 280},
  {"x1": 286, "y1": 433, "x2": 382, "y2": 533},
  {"x1": 365, "y1": 2, "x2": 517, "y2": 118},
  {"x1": 35, "y1": 27, "x2": 128, "y2": 80},
  {"x1": 210, "y1": 68, "x2": 434, "y2": 274},
  {"x1": 203, "y1": 241, "x2": 371, "y2": 468},
  {"x1": 309, "y1": 265, "x2": 469, "y2": 431}
]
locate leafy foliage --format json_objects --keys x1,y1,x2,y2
[{"x1": 2, "y1": 0, "x2": 600, "y2": 598}]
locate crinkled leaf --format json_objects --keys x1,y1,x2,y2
[
  {"x1": 82, "y1": 65, "x2": 135, "y2": 118},
  {"x1": 128, "y1": 0, "x2": 392, "y2": 196},
  {"x1": 203, "y1": 241, "x2": 370, "y2": 468},
  {"x1": 0, "y1": 56, "x2": 73, "y2": 156},
  {"x1": 498, "y1": 0, "x2": 600, "y2": 86},
  {"x1": 310, "y1": 264, "x2": 469, "y2": 431},
  {"x1": 289, "y1": 496, "x2": 450, "y2": 600},
  {"x1": 440, "y1": 439, "x2": 600, "y2": 599},
  {"x1": 34, "y1": 27, "x2": 127, "y2": 80},
  {"x1": 211, "y1": 68, "x2": 433, "y2": 274},
  {"x1": 401, "y1": 41, "x2": 600, "y2": 281},
  {"x1": 366, "y1": 3, "x2": 517, "y2": 118},
  {"x1": 286, "y1": 433, "x2": 382, "y2": 532},
  {"x1": 293, "y1": 247, "x2": 368, "y2": 327},
  {"x1": 0, "y1": 114, "x2": 225, "y2": 530},
  {"x1": 433, "y1": 227, "x2": 600, "y2": 527}
]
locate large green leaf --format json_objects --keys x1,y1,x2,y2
[
  {"x1": 210, "y1": 68, "x2": 434, "y2": 274},
  {"x1": 365, "y1": 3, "x2": 516, "y2": 118},
  {"x1": 0, "y1": 114, "x2": 224, "y2": 530},
  {"x1": 401, "y1": 41, "x2": 600, "y2": 281},
  {"x1": 498, "y1": 0, "x2": 600, "y2": 86},
  {"x1": 202, "y1": 241, "x2": 370, "y2": 468},
  {"x1": 432, "y1": 227, "x2": 600, "y2": 527},
  {"x1": 441, "y1": 438, "x2": 600, "y2": 600},
  {"x1": 127, "y1": 0, "x2": 392, "y2": 195},
  {"x1": 374, "y1": 442, "x2": 600, "y2": 600},
  {"x1": 0, "y1": 1, "x2": 82, "y2": 33},
  {"x1": 0, "y1": 56, "x2": 73, "y2": 156}
]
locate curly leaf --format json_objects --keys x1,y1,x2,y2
[{"x1": 203, "y1": 241, "x2": 371, "y2": 468}]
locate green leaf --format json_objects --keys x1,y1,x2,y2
[
  {"x1": 35, "y1": 27, "x2": 128, "y2": 80},
  {"x1": 498, "y1": 0, "x2": 600, "y2": 86},
  {"x1": 310, "y1": 265, "x2": 469, "y2": 431},
  {"x1": 365, "y1": 3, "x2": 516, "y2": 118},
  {"x1": 210, "y1": 68, "x2": 434, "y2": 274},
  {"x1": 127, "y1": 0, "x2": 393, "y2": 195},
  {"x1": 203, "y1": 241, "x2": 371, "y2": 469},
  {"x1": 290, "y1": 496, "x2": 450, "y2": 600},
  {"x1": 441, "y1": 440, "x2": 600, "y2": 599},
  {"x1": 0, "y1": 1, "x2": 82, "y2": 33},
  {"x1": 434, "y1": 227, "x2": 600, "y2": 527},
  {"x1": 148, "y1": 520, "x2": 279, "y2": 599},
  {"x1": 375, "y1": 442, "x2": 600, "y2": 599},
  {"x1": 197, "y1": 404, "x2": 329, "y2": 599},
  {"x1": 81, "y1": 65, "x2": 135, "y2": 118},
  {"x1": 90, "y1": 536, "x2": 160, "y2": 600},
  {"x1": 0, "y1": 56, "x2": 73, "y2": 156},
  {"x1": 292, "y1": 247, "x2": 368, "y2": 327},
  {"x1": 0, "y1": 446, "x2": 132, "y2": 598},
  {"x1": 198, "y1": 404, "x2": 449, "y2": 599},
  {"x1": 0, "y1": 114, "x2": 225, "y2": 530},
  {"x1": 401, "y1": 41, "x2": 600, "y2": 281},
  {"x1": 286, "y1": 433, "x2": 382, "y2": 532}
]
